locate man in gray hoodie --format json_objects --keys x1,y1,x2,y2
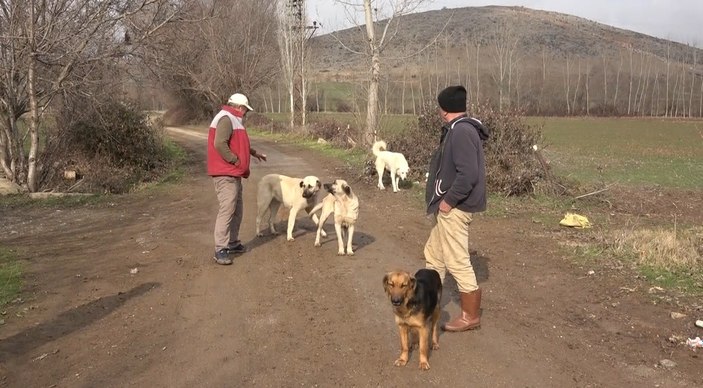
[{"x1": 424, "y1": 85, "x2": 490, "y2": 332}]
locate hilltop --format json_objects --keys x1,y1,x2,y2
[{"x1": 311, "y1": 6, "x2": 702, "y2": 76}]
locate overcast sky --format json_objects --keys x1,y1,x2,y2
[{"x1": 307, "y1": 0, "x2": 702, "y2": 45}]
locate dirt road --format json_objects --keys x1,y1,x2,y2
[{"x1": 1, "y1": 126, "x2": 701, "y2": 387}]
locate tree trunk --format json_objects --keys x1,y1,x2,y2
[
  {"x1": 627, "y1": 47, "x2": 634, "y2": 115},
  {"x1": 363, "y1": 0, "x2": 379, "y2": 146},
  {"x1": 401, "y1": 69, "x2": 406, "y2": 114},
  {"x1": 665, "y1": 44, "x2": 671, "y2": 117},
  {"x1": 689, "y1": 51, "x2": 696, "y2": 117},
  {"x1": 27, "y1": 1, "x2": 39, "y2": 192}
]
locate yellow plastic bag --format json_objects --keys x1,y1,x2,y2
[{"x1": 559, "y1": 212, "x2": 592, "y2": 229}]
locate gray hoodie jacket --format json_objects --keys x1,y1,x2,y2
[{"x1": 425, "y1": 115, "x2": 490, "y2": 215}]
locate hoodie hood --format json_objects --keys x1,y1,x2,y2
[
  {"x1": 465, "y1": 117, "x2": 490, "y2": 141},
  {"x1": 444, "y1": 115, "x2": 490, "y2": 141}
]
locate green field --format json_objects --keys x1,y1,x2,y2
[
  {"x1": 264, "y1": 113, "x2": 703, "y2": 189},
  {"x1": 530, "y1": 117, "x2": 703, "y2": 188}
]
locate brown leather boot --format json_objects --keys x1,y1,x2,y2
[{"x1": 442, "y1": 289, "x2": 481, "y2": 332}]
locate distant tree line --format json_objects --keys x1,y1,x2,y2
[{"x1": 253, "y1": 24, "x2": 703, "y2": 118}]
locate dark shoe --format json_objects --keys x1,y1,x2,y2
[
  {"x1": 213, "y1": 249, "x2": 233, "y2": 265},
  {"x1": 442, "y1": 289, "x2": 482, "y2": 332},
  {"x1": 226, "y1": 243, "x2": 247, "y2": 254}
]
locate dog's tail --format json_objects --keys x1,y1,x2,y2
[{"x1": 372, "y1": 140, "x2": 387, "y2": 156}]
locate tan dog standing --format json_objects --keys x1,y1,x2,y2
[
  {"x1": 309, "y1": 179, "x2": 359, "y2": 255},
  {"x1": 256, "y1": 174, "x2": 321, "y2": 241}
]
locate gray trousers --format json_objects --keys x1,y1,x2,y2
[{"x1": 213, "y1": 176, "x2": 243, "y2": 251}]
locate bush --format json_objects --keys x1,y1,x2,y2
[
  {"x1": 69, "y1": 101, "x2": 164, "y2": 169},
  {"x1": 246, "y1": 112, "x2": 287, "y2": 133},
  {"x1": 41, "y1": 98, "x2": 173, "y2": 193},
  {"x1": 386, "y1": 101, "x2": 553, "y2": 196},
  {"x1": 308, "y1": 119, "x2": 358, "y2": 148}
]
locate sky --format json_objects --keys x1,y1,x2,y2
[{"x1": 306, "y1": 0, "x2": 702, "y2": 45}]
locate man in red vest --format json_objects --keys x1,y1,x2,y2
[{"x1": 207, "y1": 93, "x2": 267, "y2": 265}]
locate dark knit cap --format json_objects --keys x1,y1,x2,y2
[{"x1": 437, "y1": 85, "x2": 467, "y2": 113}]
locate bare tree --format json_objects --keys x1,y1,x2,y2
[
  {"x1": 1, "y1": 0, "x2": 194, "y2": 191},
  {"x1": 612, "y1": 49, "x2": 623, "y2": 108},
  {"x1": 331, "y1": 0, "x2": 432, "y2": 145},
  {"x1": 489, "y1": 21, "x2": 520, "y2": 111},
  {"x1": 665, "y1": 43, "x2": 671, "y2": 116},
  {"x1": 689, "y1": 47, "x2": 697, "y2": 117},
  {"x1": 627, "y1": 45, "x2": 634, "y2": 115}
]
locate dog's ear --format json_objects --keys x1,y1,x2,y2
[
  {"x1": 409, "y1": 275, "x2": 417, "y2": 290},
  {"x1": 299, "y1": 180, "x2": 304, "y2": 188},
  {"x1": 343, "y1": 184, "x2": 351, "y2": 196},
  {"x1": 382, "y1": 273, "x2": 391, "y2": 294},
  {"x1": 316, "y1": 180, "x2": 321, "y2": 189}
]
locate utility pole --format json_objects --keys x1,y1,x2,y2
[{"x1": 283, "y1": 0, "x2": 320, "y2": 128}]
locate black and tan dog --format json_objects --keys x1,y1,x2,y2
[{"x1": 383, "y1": 269, "x2": 442, "y2": 371}]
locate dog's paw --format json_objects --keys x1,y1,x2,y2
[
  {"x1": 394, "y1": 358, "x2": 408, "y2": 367},
  {"x1": 320, "y1": 230, "x2": 327, "y2": 237},
  {"x1": 346, "y1": 250, "x2": 354, "y2": 256},
  {"x1": 419, "y1": 361, "x2": 430, "y2": 371},
  {"x1": 314, "y1": 242, "x2": 321, "y2": 247},
  {"x1": 256, "y1": 232, "x2": 264, "y2": 237},
  {"x1": 431, "y1": 342, "x2": 440, "y2": 350},
  {"x1": 287, "y1": 237, "x2": 295, "y2": 242},
  {"x1": 337, "y1": 251, "x2": 345, "y2": 256},
  {"x1": 378, "y1": 185, "x2": 385, "y2": 190}
]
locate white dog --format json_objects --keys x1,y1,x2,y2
[
  {"x1": 372, "y1": 140, "x2": 409, "y2": 193},
  {"x1": 256, "y1": 174, "x2": 321, "y2": 241},
  {"x1": 309, "y1": 179, "x2": 359, "y2": 255}
]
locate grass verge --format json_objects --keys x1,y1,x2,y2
[{"x1": 0, "y1": 246, "x2": 21, "y2": 307}]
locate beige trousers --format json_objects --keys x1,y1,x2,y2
[
  {"x1": 424, "y1": 208, "x2": 478, "y2": 293},
  {"x1": 213, "y1": 176, "x2": 243, "y2": 251}
]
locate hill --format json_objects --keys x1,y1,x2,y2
[{"x1": 311, "y1": 6, "x2": 703, "y2": 76}]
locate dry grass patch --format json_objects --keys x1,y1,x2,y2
[{"x1": 610, "y1": 227, "x2": 703, "y2": 271}]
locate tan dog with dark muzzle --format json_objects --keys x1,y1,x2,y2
[
  {"x1": 256, "y1": 174, "x2": 321, "y2": 241},
  {"x1": 309, "y1": 179, "x2": 359, "y2": 255}
]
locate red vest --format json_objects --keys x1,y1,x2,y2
[{"x1": 207, "y1": 106, "x2": 251, "y2": 178}]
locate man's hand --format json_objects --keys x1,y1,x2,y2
[
  {"x1": 439, "y1": 200, "x2": 452, "y2": 214},
  {"x1": 253, "y1": 152, "x2": 267, "y2": 162}
]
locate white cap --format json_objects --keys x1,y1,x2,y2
[{"x1": 227, "y1": 93, "x2": 254, "y2": 111}]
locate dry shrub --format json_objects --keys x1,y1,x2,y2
[
  {"x1": 386, "y1": 101, "x2": 552, "y2": 196},
  {"x1": 42, "y1": 98, "x2": 171, "y2": 193},
  {"x1": 308, "y1": 119, "x2": 358, "y2": 148},
  {"x1": 246, "y1": 112, "x2": 286, "y2": 133},
  {"x1": 610, "y1": 227, "x2": 703, "y2": 271},
  {"x1": 383, "y1": 107, "x2": 438, "y2": 182},
  {"x1": 474, "y1": 104, "x2": 547, "y2": 196}
]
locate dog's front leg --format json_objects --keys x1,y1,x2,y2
[
  {"x1": 394, "y1": 324, "x2": 409, "y2": 367},
  {"x1": 417, "y1": 325, "x2": 431, "y2": 371},
  {"x1": 286, "y1": 208, "x2": 298, "y2": 241},
  {"x1": 345, "y1": 225, "x2": 354, "y2": 255},
  {"x1": 390, "y1": 169, "x2": 398, "y2": 193},
  {"x1": 334, "y1": 222, "x2": 345, "y2": 255},
  {"x1": 314, "y1": 209, "x2": 331, "y2": 247}
]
